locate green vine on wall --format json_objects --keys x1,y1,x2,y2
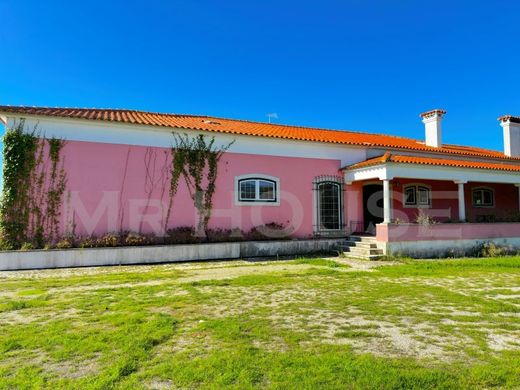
[
  {"x1": 0, "y1": 121, "x2": 67, "y2": 249},
  {"x1": 165, "y1": 133, "x2": 234, "y2": 237}
]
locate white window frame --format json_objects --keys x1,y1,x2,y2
[
  {"x1": 403, "y1": 184, "x2": 432, "y2": 208},
  {"x1": 472, "y1": 187, "x2": 495, "y2": 208},
  {"x1": 235, "y1": 174, "x2": 280, "y2": 206}
]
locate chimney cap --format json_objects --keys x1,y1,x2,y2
[
  {"x1": 498, "y1": 115, "x2": 520, "y2": 124},
  {"x1": 420, "y1": 109, "x2": 447, "y2": 119}
]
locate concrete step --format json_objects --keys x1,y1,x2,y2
[
  {"x1": 343, "y1": 254, "x2": 384, "y2": 261},
  {"x1": 340, "y1": 235, "x2": 383, "y2": 260},
  {"x1": 343, "y1": 247, "x2": 384, "y2": 256},
  {"x1": 340, "y1": 241, "x2": 378, "y2": 249},
  {"x1": 348, "y1": 235, "x2": 378, "y2": 243}
]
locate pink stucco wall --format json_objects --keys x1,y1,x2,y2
[
  {"x1": 60, "y1": 140, "x2": 343, "y2": 238},
  {"x1": 391, "y1": 179, "x2": 518, "y2": 223},
  {"x1": 377, "y1": 222, "x2": 520, "y2": 242},
  {"x1": 345, "y1": 181, "x2": 365, "y2": 233},
  {"x1": 348, "y1": 179, "x2": 519, "y2": 231},
  {"x1": 392, "y1": 179, "x2": 459, "y2": 223},
  {"x1": 465, "y1": 182, "x2": 519, "y2": 222}
]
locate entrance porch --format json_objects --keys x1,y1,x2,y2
[{"x1": 343, "y1": 153, "x2": 520, "y2": 257}]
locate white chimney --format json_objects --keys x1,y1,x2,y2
[
  {"x1": 420, "y1": 109, "x2": 446, "y2": 148},
  {"x1": 498, "y1": 115, "x2": 520, "y2": 158}
]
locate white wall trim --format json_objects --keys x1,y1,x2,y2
[
  {"x1": 345, "y1": 162, "x2": 520, "y2": 184},
  {"x1": 4, "y1": 115, "x2": 367, "y2": 166}
]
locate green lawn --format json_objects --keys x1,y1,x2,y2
[{"x1": 1, "y1": 256, "x2": 520, "y2": 389}]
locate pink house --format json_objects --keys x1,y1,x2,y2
[{"x1": 1, "y1": 106, "x2": 519, "y2": 258}]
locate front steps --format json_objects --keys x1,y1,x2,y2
[{"x1": 339, "y1": 235, "x2": 384, "y2": 260}]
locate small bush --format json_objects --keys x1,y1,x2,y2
[
  {"x1": 476, "y1": 242, "x2": 515, "y2": 258},
  {"x1": 166, "y1": 227, "x2": 200, "y2": 245},
  {"x1": 245, "y1": 222, "x2": 293, "y2": 241},
  {"x1": 97, "y1": 233, "x2": 120, "y2": 247},
  {"x1": 55, "y1": 237, "x2": 74, "y2": 249},
  {"x1": 415, "y1": 211, "x2": 436, "y2": 226},
  {"x1": 78, "y1": 236, "x2": 98, "y2": 248},
  {"x1": 12, "y1": 222, "x2": 302, "y2": 251},
  {"x1": 206, "y1": 228, "x2": 243, "y2": 242},
  {"x1": 123, "y1": 232, "x2": 155, "y2": 246},
  {"x1": 20, "y1": 242, "x2": 34, "y2": 251},
  {"x1": 502, "y1": 212, "x2": 520, "y2": 223}
]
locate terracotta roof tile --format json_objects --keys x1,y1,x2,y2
[
  {"x1": 345, "y1": 153, "x2": 520, "y2": 173},
  {"x1": 0, "y1": 105, "x2": 518, "y2": 161}
]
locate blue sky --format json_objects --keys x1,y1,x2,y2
[{"x1": 1, "y1": 0, "x2": 519, "y2": 152}]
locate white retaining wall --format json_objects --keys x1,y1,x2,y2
[
  {"x1": 384, "y1": 237, "x2": 520, "y2": 258},
  {"x1": 0, "y1": 239, "x2": 343, "y2": 271}
]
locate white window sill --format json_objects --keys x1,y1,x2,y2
[{"x1": 235, "y1": 200, "x2": 280, "y2": 207}]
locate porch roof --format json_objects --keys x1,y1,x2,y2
[
  {"x1": 345, "y1": 152, "x2": 520, "y2": 173},
  {"x1": 343, "y1": 152, "x2": 520, "y2": 184}
]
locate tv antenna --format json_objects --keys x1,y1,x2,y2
[{"x1": 266, "y1": 113, "x2": 278, "y2": 123}]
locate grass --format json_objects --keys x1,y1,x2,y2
[{"x1": 1, "y1": 256, "x2": 520, "y2": 389}]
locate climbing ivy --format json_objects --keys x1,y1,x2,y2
[
  {"x1": 166, "y1": 133, "x2": 234, "y2": 237},
  {"x1": 0, "y1": 121, "x2": 38, "y2": 248},
  {"x1": 0, "y1": 121, "x2": 67, "y2": 249}
]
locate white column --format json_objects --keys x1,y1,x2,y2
[
  {"x1": 383, "y1": 179, "x2": 392, "y2": 223},
  {"x1": 456, "y1": 181, "x2": 466, "y2": 222}
]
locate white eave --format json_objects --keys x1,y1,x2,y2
[{"x1": 344, "y1": 162, "x2": 520, "y2": 185}]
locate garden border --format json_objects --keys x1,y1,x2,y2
[{"x1": 0, "y1": 238, "x2": 344, "y2": 271}]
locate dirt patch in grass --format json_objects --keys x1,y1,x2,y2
[
  {"x1": 43, "y1": 354, "x2": 100, "y2": 379},
  {"x1": 145, "y1": 379, "x2": 177, "y2": 389},
  {"x1": 177, "y1": 263, "x2": 318, "y2": 283}
]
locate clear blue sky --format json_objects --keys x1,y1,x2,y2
[{"x1": 1, "y1": 0, "x2": 519, "y2": 152}]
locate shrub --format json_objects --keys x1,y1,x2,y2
[
  {"x1": 166, "y1": 227, "x2": 200, "y2": 245},
  {"x1": 245, "y1": 222, "x2": 293, "y2": 241},
  {"x1": 415, "y1": 211, "x2": 436, "y2": 226},
  {"x1": 20, "y1": 242, "x2": 34, "y2": 251},
  {"x1": 206, "y1": 228, "x2": 243, "y2": 242},
  {"x1": 123, "y1": 232, "x2": 155, "y2": 246},
  {"x1": 476, "y1": 242, "x2": 514, "y2": 258},
  {"x1": 56, "y1": 237, "x2": 74, "y2": 249},
  {"x1": 78, "y1": 236, "x2": 98, "y2": 248},
  {"x1": 476, "y1": 214, "x2": 496, "y2": 223},
  {"x1": 96, "y1": 233, "x2": 120, "y2": 247},
  {"x1": 502, "y1": 212, "x2": 520, "y2": 223}
]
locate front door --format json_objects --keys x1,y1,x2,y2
[{"x1": 363, "y1": 184, "x2": 384, "y2": 234}]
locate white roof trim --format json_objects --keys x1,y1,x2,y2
[{"x1": 345, "y1": 162, "x2": 520, "y2": 185}]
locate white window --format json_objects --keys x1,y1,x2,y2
[
  {"x1": 472, "y1": 187, "x2": 494, "y2": 207},
  {"x1": 403, "y1": 184, "x2": 431, "y2": 207},
  {"x1": 235, "y1": 175, "x2": 280, "y2": 206}
]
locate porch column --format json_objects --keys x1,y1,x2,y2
[
  {"x1": 455, "y1": 181, "x2": 467, "y2": 222},
  {"x1": 382, "y1": 179, "x2": 392, "y2": 223}
]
